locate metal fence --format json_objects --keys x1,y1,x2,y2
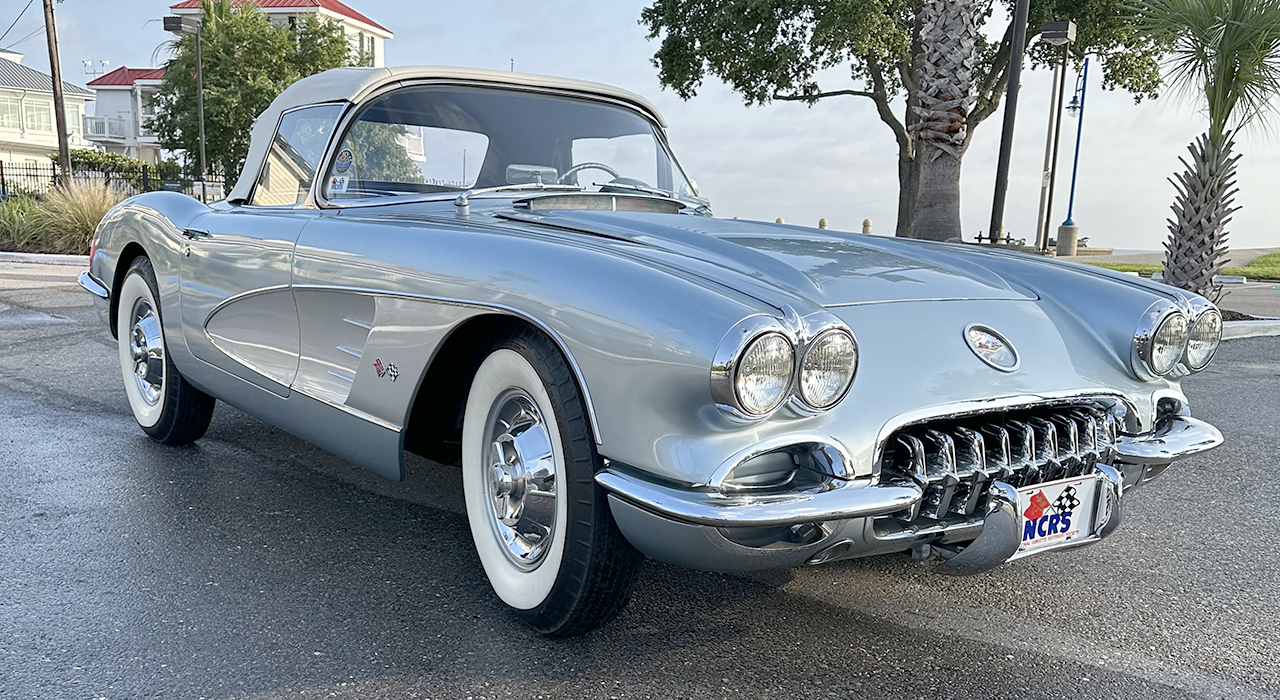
[{"x1": 0, "y1": 160, "x2": 227, "y2": 202}]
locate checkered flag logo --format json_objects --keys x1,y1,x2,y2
[{"x1": 1053, "y1": 486, "x2": 1080, "y2": 512}]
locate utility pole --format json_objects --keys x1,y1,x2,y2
[
  {"x1": 987, "y1": 0, "x2": 1032, "y2": 245},
  {"x1": 42, "y1": 0, "x2": 71, "y2": 183}
]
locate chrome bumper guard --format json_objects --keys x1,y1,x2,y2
[
  {"x1": 78, "y1": 270, "x2": 110, "y2": 299},
  {"x1": 598, "y1": 415, "x2": 1222, "y2": 569}
]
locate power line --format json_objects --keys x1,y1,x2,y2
[
  {"x1": 1, "y1": 23, "x2": 44, "y2": 52},
  {"x1": 0, "y1": 0, "x2": 35, "y2": 46}
]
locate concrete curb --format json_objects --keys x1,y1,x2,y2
[
  {"x1": 0, "y1": 252, "x2": 88, "y2": 267},
  {"x1": 1223, "y1": 320, "x2": 1280, "y2": 340}
]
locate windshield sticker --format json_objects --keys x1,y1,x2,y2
[
  {"x1": 328, "y1": 175, "x2": 349, "y2": 194},
  {"x1": 334, "y1": 148, "x2": 353, "y2": 173}
]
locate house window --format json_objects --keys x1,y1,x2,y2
[
  {"x1": 0, "y1": 96, "x2": 20, "y2": 129},
  {"x1": 66, "y1": 104, "x2": 81, "y2": 135},
  {"x1": 24, "y1": 100, "x2": 52, "y2": 132}
]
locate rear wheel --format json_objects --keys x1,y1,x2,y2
[
  {"x1": 116, "y1": 256, "x2": 215, "y2": 445},
  {"x1": 461, "y1": 329, "x2": 641, "y2": 636}
]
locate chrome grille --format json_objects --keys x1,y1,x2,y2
[{"x1": 878, "y1": 404, "x2": 1118, "y2": 524}]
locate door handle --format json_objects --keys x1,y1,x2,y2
[{"x1": 181, "y1": 228, "x2": 211, "y2": 239}]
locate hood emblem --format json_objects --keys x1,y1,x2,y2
[{"x1": 964, "y1": 325, "x2": 1018, "y2": 371}]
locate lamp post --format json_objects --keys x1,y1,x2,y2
[
  {"x1": 163, "y1": 15, "x2": 206, "y2": 202},
  {"x1": 1033, "y1": 20, "x2": 1076, "y2": 253},
  {"x1": 1056, "y1": 57, "x2": 1090, "y2": 256}
]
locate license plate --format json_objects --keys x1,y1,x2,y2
[{"x1": 1017, "y1": 474, "x2": 1097, "y2": 554}]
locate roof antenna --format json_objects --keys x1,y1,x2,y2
[{"x1": 510, "y1": 58, "x2": 514, "y2": 72}]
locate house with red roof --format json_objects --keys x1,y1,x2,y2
[
  {"x1": 84, "y1": 66, "x2": 166, "y2": 163},
  {"x1": 170, "y1": 0, "x2": 393, "y2": 67}
]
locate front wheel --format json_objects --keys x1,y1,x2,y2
[
  {"x1": 462, "y1": 330, "x2": 641, "y2": 636},
  {"x1": 116, "y1": 256, "x2": 215, "y2": 445}
]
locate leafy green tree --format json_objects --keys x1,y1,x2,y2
[
  {"x1": 641, "y1": 0, "x2": 1167, "y2": 239},
  {"x1": 148, "y1": 0, "x2": 360, "y2": 183},
  {"x1": 1137, "y1": 0, "x2": 1280, "y2": 297},
  {"x1": 345, "y1": 122, "x2": 425, "y2": 185}
]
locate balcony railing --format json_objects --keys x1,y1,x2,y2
[{"x1": 83, "y1": 115, "x2": 128, "y2": 140}]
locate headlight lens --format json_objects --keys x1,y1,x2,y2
[
  {"x1": 799, "y1": 329, "x2": 858, "y2": 409},
  {"x1": 1150, "y1": 312, "x2": 1189, "y2": 375},
  {"x1": 1185, "y1": 309, "x2": 1222, "y2": 370},
  {"x1": 734, "y1": 333, "x2": 794, "y2": 415}
]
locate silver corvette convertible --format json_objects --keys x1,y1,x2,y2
[{"x1": 80, "y1": 66, "x2": 1224, "y2": 636}]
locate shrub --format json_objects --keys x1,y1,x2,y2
[
  {"x1": 0, "y1": 197, "x2": 48, "y2": 252},
  {"x1": 38, "y1": 181, "x2": 127, "y2": 254}
]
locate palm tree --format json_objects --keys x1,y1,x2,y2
[
  {"x1": 1138, "y1": 0, "x2": 1280, "y2": 298},
  {"x1": 911, "y1": 0, "x2": 980, "y2": 241}
]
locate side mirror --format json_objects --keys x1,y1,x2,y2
[
  {"x1": 506, "y1": 164, "x2": 559, "y2": 185},
  {"x1": 688, "y1": 179, "x2": 699, "y2": 196}
]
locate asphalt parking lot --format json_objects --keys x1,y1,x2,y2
[{"x1": 1, "y1": 263, "x2": 1277, "y2": 700}]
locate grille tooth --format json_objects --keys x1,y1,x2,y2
[
  {"x1": 1050, "y1": 414, "x2": 1081, "y2": 475},
  {"x1": 950, "y1": 427, "x2": 988, "y2": 516},
  {"x1": 887, "y1": 434, "x2": 927, "y2": 522},
  {"x1": 1006, "y1": 419, "x2": 1039, "y2": 487},
  {"x1": 920, "y1": 429, "x2": 960, "y2": 520},
  {"x1": 1026, "y1": 417, "x2": 1064, "y2": 481},
  {"x1": 979, "y1": 424, "x2": 1014, "y2": 481}
]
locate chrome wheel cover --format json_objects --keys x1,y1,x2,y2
[
  {"x1": 482, "y1": 388, "x2": 558, "y2": 570},
  {"x1": 128, "y1": 298, "x2": 165, "y2": 406}
]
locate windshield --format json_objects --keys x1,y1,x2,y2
[{"x1": 322, "y1": 86, "x2": 697, "y2": 201}]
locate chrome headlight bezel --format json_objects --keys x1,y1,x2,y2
[
  {"x1": 796, "y1": 327, "x2": 859, "y2": 411},
  {"x1": 1132, "y1": 300, "x2": 1189, "y2": 379},
  {"x1": 712, "y1": 316, "x2": 797, "y2": 419},
  {"x1": 1184, "y1": 303, "x2": 1222, "y2": 371}
]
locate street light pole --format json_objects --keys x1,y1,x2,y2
[
  {"x1": 1034, "y1": 21, "x2": 1076, "y2": 252},
  {"x1": 1063, "y1": 57, "x2": 1090, "y2": 226},
  {"x1": 195, "y1": 24, "x2": 206, "y2": 203},
  {"x1": 163, "y1": 15, "x2": 207, "y2": 202},
  {"x1": 987, "y1": 0, "x2": 1032, "y2": 245}
]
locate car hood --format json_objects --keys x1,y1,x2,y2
[{"x1": 500, "y1": 209, "x2": 1036, "y2": 308}]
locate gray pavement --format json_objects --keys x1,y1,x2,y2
[
  {"x1": 1060, "y1": 247, "x2": 1280, "y2": 267},
  {"x1": 1, "y1": 264, "x2": 1278, "y2": 699}
]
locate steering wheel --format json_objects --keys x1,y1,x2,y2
[{"x1": 558, "y1": 162, "x2": 620, "y2": 185}]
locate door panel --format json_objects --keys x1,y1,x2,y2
[{"x1": 180, "y1": 208, "x2": 315, "y2": 395}]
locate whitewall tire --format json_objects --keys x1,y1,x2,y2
[
  {"x1": 115, "y1": 257, "x2": 215, "y2": 445},
  {"x1": 461, "y1": 327, "x2": 642, "y2": 636}
]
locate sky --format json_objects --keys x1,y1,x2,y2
[{"x1": 4, "y1": 0, "x2": 1278, "y2": 251}]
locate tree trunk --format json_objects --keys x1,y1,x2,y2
[
  {"x1": 908, "y1": 0, "x2": 977, "y2": 241},
  {"x1": 913, "y1": 144, "x2": 963, "y2": 240},
  {"x1": 895, "y1": 150, "x2": 921, "y2": 237},
  {"x1": 1162, "y1": 131, "x2": 1239, "y2": 299}
]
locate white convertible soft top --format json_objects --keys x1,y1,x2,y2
[{"x1": 227, "y1": 65, "x2": 667, "y2": 203}]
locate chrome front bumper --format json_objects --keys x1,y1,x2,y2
[
  {"x1": 598, "y1": 415, "x2": 1223, "y2": 573},
  {"x1": 77, "y1": 269, "x2": 110, "y2": 299}
]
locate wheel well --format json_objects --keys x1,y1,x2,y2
[
  {"x1": 403, "y1": 314, "x2": 599, "y2": 465},
  {"x1": 110, "y1": 242, "x2": 148, "y2": 338},
  {"x1": 403, "y1": 314, "x2": 548, "y2": 465}
]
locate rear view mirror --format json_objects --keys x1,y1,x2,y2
[{"x1": 506, "y1": 164, "x2": 559, "y2": 185}]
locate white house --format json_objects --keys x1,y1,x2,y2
[
  {"x1": 84, "y1": 67, "x2": 165, "y2": 163},
  {"x1": 0, "y1": 50, "x2": 95, "y2": 165},
  {"x1": 169, "y1": 0, "x2": 393, "y2": 67}
]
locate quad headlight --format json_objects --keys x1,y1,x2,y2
[
  {"x1": 713, "y1": 314, "x2": 858, "y2": 419},
  {"x1": 734, "y1": 332, "x2": 795, "y2": 415},
  {"x1": 1185, "y1": 308, "x2": 1222, "y2": 370},
  {"x1": 1132, "y1": 299, "x2": 1220, "y2": 379},
  {"x1": 798, "y1": 328, "x2": 858, "y2": 409}
]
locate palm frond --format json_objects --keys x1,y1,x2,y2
[{"x1": 1134, "y1": 0, "x2": 1280, "y2": 135}]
